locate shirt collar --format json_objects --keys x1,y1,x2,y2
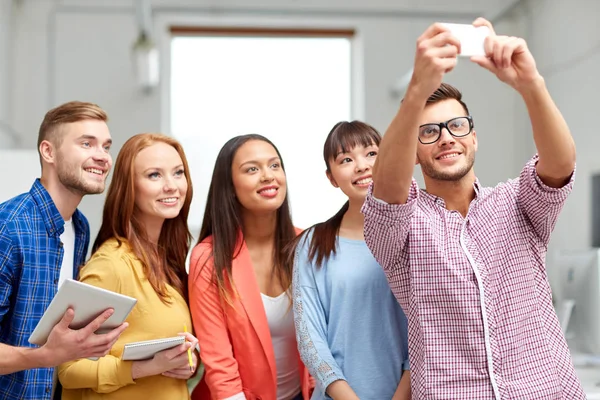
[
  {"x1": 422, "y1": 178, "x2": 482, "y2": 207},
  {"x1": 473, "y1": 178, "x2": 482, "y2": 196},
  {"x1": 29, "y1": 179, "x2": 65, "y2": 237}
]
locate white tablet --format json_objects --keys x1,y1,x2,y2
[{"x1": 29, "y1": 279, "x2": 137, "y2": 346}]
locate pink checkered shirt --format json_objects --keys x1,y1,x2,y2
[{"x1": 362, "y1": 157, "x2": 585, "y2": 399}]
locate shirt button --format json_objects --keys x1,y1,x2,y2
[
  {"x1": 54, "y1": 279, "x2": 58, "y2": 285},
  {"x1": 45, "y1": 386, "x2": 50, "y2": 393}
]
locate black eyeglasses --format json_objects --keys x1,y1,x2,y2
[{"x1": 418, "y1": 116, "x2": 474, "y2": 144}]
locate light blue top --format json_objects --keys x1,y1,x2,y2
[{"x1": 292, "y1": 229, "x2": 409, "y2": 400}]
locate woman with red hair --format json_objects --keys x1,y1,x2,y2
[{"x1": 58, "y1": 133, "x2": 199, "y2": 399}]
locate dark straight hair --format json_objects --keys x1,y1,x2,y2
[
  {"x1": 198, "y1": 134, "x2": 296, "y2": 303},
  {"x1": 286, "y1": 121, "x2": 382, "y2": 268}
]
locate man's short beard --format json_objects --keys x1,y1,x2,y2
[
  {"x1": 55, "y1": 151, "x2": 105, "y2": 195},
  {"x1": 418, "y1": 152, "x2": 475, "y2": 182}
]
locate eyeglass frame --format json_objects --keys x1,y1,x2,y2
[{"x1": 418, "y1": 116, "x2": 474, "y2": 145}]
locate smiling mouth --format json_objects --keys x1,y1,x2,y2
[
  {"x1": 353, "y1": 177, "x2": 373, "y2": 185},
  {"x1": 85, "y1": 167, "x2": 104, "y2": 175},
  {"x1": 436, "y1": 153, "x2": 461, "y2": 160},
  {"x1": 158, "y1": 198, "x2": 178, "y2": 204},
  {"x1": 258, "y1": 187, "x2": 278, "y2": 195}
]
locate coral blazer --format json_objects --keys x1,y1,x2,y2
[{"x1": 188, "y1": 233, "x2": 311, "y2": 400}]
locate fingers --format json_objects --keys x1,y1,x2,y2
[
  {"x1": 427, "y1": 31, "x2": 461, "y2": 52},
  {"x1": 418, "y1": 32, "x2": 460, "y2": 58},
  {"x1": 472, "y1": 17, "x2": 496, "y2": 35},
  {"x1": 161, "y1": 369, "x2": 193, "y2": 380},
  {"x1": 89, "y1": 328, "x2": 125, "y2": 357},
  {"x1": 88, "y1": 322, "x2": 128, "y2": 351},
  {"x1": 411, "y1": 22, "x2": 463, "y2": 95},
  {"x1": 177, "y1": 332, "x2": 198, "y2": 344},
  {"x1": 503, "y1": 37, "x2": 526, "y2": 67},
  {"x1": 55, "y1": 308, "x2": 76, "y2": 330},
  {"x1": 493, "y1": 37, "x2": 504, "y2": 67},
  {"x1": 482, "y1": 35, "x2": 527, "y2": 69},
  {"x1": 428, "y1": 43, "x2": 460, "y2": 60},
  {"x1": 177, "y1": 332, "x2": 199, "y2": 356},
  {"x1": 164, "y1": 342, "x2": 192, "y2": 359},
  {"x1": 415, "y1": 32, "x2": 460, "y2": 75},
  {"x1": 166, "y1": 365, "x2": 195, "y2": 375},
  {"x1": 169, "y1": 352, "x2": 192, "y2": 369},
  {"x1": 418, "y1": 22, "x2": 450, "y2": 42},
  {"x1": 470, "y1": 56, "x2": 496, "y2": 74},
  {"x1": 104, "y1": 322, "x2": 129, "y2": 343},
  {"x1": 80, "y1": 308, "x2": 115, "y2": 336},
  {"x1": 501, "y1": 38, "x2": 515, "y2": 68},
  {"x1": 439, "y1": 57, "x2": 459, "y2": 74}
]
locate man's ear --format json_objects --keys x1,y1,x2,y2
[
  {"x1": 472, "y1": 130, "x2": 478, "y2": 152},
  {"x1": 326, "y1": 170, "x2": 339, "y2": 188},
  {"x1": 39, "y1": 140, "x2": 56, "y2": 165}
]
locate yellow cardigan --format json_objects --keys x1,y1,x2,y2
[{"x1": 58, "y1": 238, "x2": 193, "y2": 400}]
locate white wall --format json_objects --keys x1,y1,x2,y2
[
  {"x1": 510, "y1": 0, "x2": 600, "y2": 290},
  {"x1": 0, "y1": 0, "x2": 17, "y2": 148},
  {"x1": 7, "y1": 0, "x2": 525, "y2": 242},
  {"x1": 0, "y1": 151, "x2": 41, "y2": 203}
]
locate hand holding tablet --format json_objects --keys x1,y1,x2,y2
[
  {"x1": 28, "y1": 279, "x2": 135, "y2": 365},
  {"x1": 40, "y1": 307, "x2": 129, "y2": 364},
  {"x1": 29, "y1": 279, "x2": 136, "y2": 345}
]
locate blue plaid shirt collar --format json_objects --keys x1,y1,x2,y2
[{"x1": 29, "y1": 179, "x2": 87, "y2": 238}]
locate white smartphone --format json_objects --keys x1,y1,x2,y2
[{"x1": 440, "y1": 23, "x2": 491, "y2": 57}]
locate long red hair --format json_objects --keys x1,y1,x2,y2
[{"x1": 92, "y1": 133, "x2": 193, "y2": 303}]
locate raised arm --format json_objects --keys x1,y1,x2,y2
[
  {"x1": 372, "y1": 23, "x2": 460, "y2": 204},
  {"x1": 470, "y1": 18, "x2": 575, "y2": 187}
]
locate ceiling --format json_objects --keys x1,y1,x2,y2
[{"x1": 50, "y1": 0, "x2": 523, "y2": 23}]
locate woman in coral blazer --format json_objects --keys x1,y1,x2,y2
[{"x1": 189, "y1": 134, "x2": 311, "y2": 400}]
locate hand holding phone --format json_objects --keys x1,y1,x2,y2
[{"x1": 440, "y1": 23, "x2": 491, "y2": 57}]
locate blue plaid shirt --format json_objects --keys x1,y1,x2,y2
[{"x1": 0, "y1": 179, "x2": 89, "y2": 400}]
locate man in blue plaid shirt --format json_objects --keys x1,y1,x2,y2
[{"x1": 0, "y1": 101, "x2": 128, "y2": 399}]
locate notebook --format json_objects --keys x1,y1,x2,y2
[
  {"x1": 121, "y1": 336, "x2": 186, "y2": 361},
  {"x1": 29, "y1": 279, "x2": 138, "y2": 346}
]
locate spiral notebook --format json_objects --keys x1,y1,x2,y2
[{"x1": 121, "y1": 336, "x2": 186, "y2": 361}]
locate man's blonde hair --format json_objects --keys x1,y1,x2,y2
[{"x1": 37, "y1": 101, "x2": 108, "y2": 161}]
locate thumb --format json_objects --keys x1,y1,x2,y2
[
  {"x1": 56, "y1": 308, "x2": 75, "y2": 330},
  {"x1": 470, "y1": 56, "x2": 497, "y2": 73}
]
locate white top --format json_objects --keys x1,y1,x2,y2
[
  {"x1": 261, "y1": 291, "x2": 301, "y2": 400},
  {"x1": 52, "y1": 219, "x2": 76, "y2": 397},
  {"x1": 59, "y1": 219, "x2": 75, "y2": 287}
]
